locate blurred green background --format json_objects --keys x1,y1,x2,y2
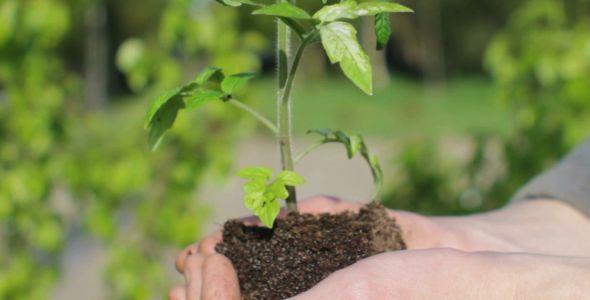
[{"x1": 1, "y1": 0, "x2": 590, "y2": 298}]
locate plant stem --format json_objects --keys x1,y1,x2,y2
[
  {"x1": 280, "y1": 42, "x2": 308, "y2": 212},
  {"x1": 228, "y1": 99, "x2": 278, "y2": 134},
  {"x1": 293, "y1": 139, "x2": 333, "y2": 163},
  {"x1": 277, "y1": 4, "x2": 298, "y2": 213}
]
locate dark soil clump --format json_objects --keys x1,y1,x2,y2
[{"x1": 215, "y1": 202, "x2": 406, "y2": 300}]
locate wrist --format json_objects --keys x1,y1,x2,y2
[
  {"x1": 431, "y1": 200, "x2": 590, "y2": 255},
  {"x1": 512, "y1": 254, "x2": 590, "y2": 298}
]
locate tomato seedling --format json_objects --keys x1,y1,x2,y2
[{"x1": 145, "y1": 0, "x2": 412, "y2": 227}]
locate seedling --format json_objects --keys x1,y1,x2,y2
[{"x1": 145, "y1": 0, "x2": 412, "y2": 227}]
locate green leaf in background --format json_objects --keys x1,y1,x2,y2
[
  {"x1": 375, "y1": 12, "x2": 391, "y2": 50},
  {"x1": 253, "y1": 3, "x2": 312, "y2": 19},
  {"x1": 221, "y1": 73, "x2": 256, "y2": 94},
  {"x1": 236, "y1": 167, "x2": 305, "y2": 227},
  {"x1": 319, "y1": 21, "x2": 373, "y2": 95},
  {"x1": 313, "y1": 1, "x2": 412, "y2": 23}
]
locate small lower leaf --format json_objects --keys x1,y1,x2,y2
[
  {"x1": 257, "y1": 199, "x2": 280, "y2": 228},
  {"x1": 277, "y1": 170, "x2": 305, "y2": 186},
  {"x1": 268, "y1": 181, "x2": 289, "y2": 199},
  {"x1": 236, "y1": 167, "x2": 273, "y2": 181},
  {"x1": 244, "y1": 192, "x2": 264, "y2": 210}
]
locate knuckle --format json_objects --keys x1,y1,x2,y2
[{"x1": 175, "y1": 244, "x2": 199, "y2": 273}]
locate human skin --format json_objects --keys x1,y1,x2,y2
[{"x1": 169, "y1": 196, "x2": 590, "y2": 300}]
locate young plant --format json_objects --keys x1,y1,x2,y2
[{"x1": 145, "y1": 0, "x2": 412, "y2": 227}]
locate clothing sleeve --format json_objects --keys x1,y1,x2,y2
[{"x1": 510, "y1": 139, "x2": 590, "y2": 218}]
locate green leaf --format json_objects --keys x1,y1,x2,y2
[
  {"x1": 277, "y1": 170, "x2": 305, "y2": 186},
  {"x1": 313, "y1": 1, "x2": 357, "y2": 23},
  {"x1": 319, "y1": 22, "x2": 373, "y2": 95},
  {"x1": 313, "y1": 1, "x2": 413, "y2": 23},
  {"x1": 214, "y1": 0, "x2": 262, "y2": 7},
  {"x1": 253, "y1": 3, "x2": 312, "y2": 19},
  {"x1": 243, "y1": 181, "x2": 266, "y2": 210},
  {"x1": 244, "y1": 193, "x2": 264, "y2": 210},
  {"x1": 244, "y1": 180, "x2": 267, "y2": 194},
  {"x1": 237, "y1": 167, "x2": 305, "y2": 228},
  {"x1": 145, "y1": 87, "x2": 182, "y2": 129},
  {"x1": 307, "y1": 129, "x2": 383, "y2": 200},
  {"x1": 307, "y1": 128, "x2": 332, "y2": 138},
  {"x1": 221, "y1": 73, "x2": 256, "y2": 94},
  {"x1": 236, "y1": 167, "x2": 273, "y2": 181},
  {"x1": 268, "y1": 181, "x2": 289, "y2": 199},
  {"x1": 347, "y1": 134, "x2": 363, "y2": 158},
  {"x1": 354, "y1": 2, "x2": 413, "y2": 16},
  {"x1": 375, "y1": 12, "x2": 391, "y2": 50},
  {"x1": 256, "y1": 199, "x2": 280, "y2": 228},
  {"x1": 146, "y1": 95, "x2": 185, "y2": 150},
  {"x1": 185, "y1": 89, "x2": 225, "y2": 110},
  {"x1": 195, "y1": 67, "x2": 224, "y2": 85}
]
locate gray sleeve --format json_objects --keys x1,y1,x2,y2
[{"x1": 510, "y1": 139, "x2": 590, "y2": 218}]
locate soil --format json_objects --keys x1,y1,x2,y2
[{"x1": 215, "y1": 202, "x2": 406, "y2": 300}]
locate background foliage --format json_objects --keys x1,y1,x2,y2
[{"x1": 1, "y1": 0, "x2": 590, "y2": 299}]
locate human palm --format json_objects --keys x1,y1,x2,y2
[{"x1": 170, "y1": 197, "x2": 590, "y2": 300}]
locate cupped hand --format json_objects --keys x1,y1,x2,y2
[
  {"x1": 170, "y1": 196, "x2": 590, "y2": 299},
  {"x1": 291, "y1": 249, "x2": 590, "y2": 299}
]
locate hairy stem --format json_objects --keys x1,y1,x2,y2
[
  {"x1": 294, "y1": 139, "x2": 333, "y2": 163},
  {"x1": 228, "y1": 99, "x2": 278, "y2": 134},
  {"x1": 279, "y1": 40, "x2": 308, "y2": 212}
]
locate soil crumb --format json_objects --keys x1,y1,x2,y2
[{"x1": 215, "y1": 202, "x2": 406, "y2": 300}]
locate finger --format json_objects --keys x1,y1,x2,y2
[
  {"x1": 169, "y1": 285, "x2": 187, "y2": 300},
  {"x1": 185, "y1": 254, "x2": 207, "y2": 300},
  {"x1": 198, "y1": 232, "x2": 223, "y2": 255},
  {"x1": 388, "y1": 210, "x2": 452, "y2": 249},
  {"x1": 176, "y1": 243, "x2": 200, "y2": 273},
  {"x1": 202, "y1": 254, "x2": 240, "y2": 300}
]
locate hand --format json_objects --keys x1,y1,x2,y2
[
  {"x1": 169, "y1": 196, "x2": 363, "y2": 300},
  {"x1": 291, "y1": 249, "x2": 590, "y2": 299},
  {"x1": 170, "y1": 196, "x2": 590, "y2": 299}
]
